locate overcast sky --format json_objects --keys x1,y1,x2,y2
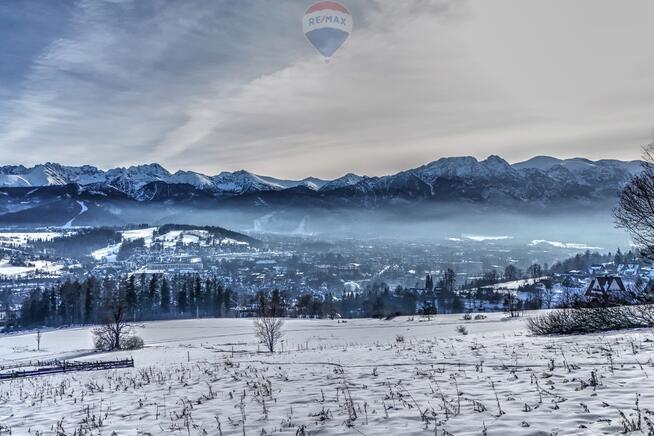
[{"x1": 1, "y1": 0, "x2": 653, "y2": 179}]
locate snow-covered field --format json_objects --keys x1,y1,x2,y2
[
  {"x1": 0, "y1": 231, "x2": 62, "y2": 246},
  {"x1": 490, "y1": 277, "x2": 548, "y2": 290},
  {"x1": 0, "y1": 259, "x2": 63, "y2": 277},
  {"x1": 1, "y1": 314, "x2": 653, "y2": 435},
  {"x1": 91, "y1": 227, "x2": 250, "y2": 261}
]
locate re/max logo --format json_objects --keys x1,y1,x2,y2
[{"x1": 307, "y1": 15, "x2": 347, "y2": 26}]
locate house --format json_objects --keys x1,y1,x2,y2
[
  {"x1": 585, "y1": 276, "x2": 626, "y2": 297},
  {"x1": 588, "y1": 264, "x2": 607, "y2": 275},
  {"x1": 617, "y1": 264, "x2": 640, "y2": 277},
  {"x1": 233, "y1": 304, "x2": 258, "y2": 318}
]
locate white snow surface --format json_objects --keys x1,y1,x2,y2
[
  {"x1": 513, "y1": 156, "x2": 643, "y2": 175},
  {"x1": 122, "y1": 227, "x2": 157, "y2": 242},
  {"x1": 319, "y1": 173, "x2": 364, "y2": 191},
  {"x1": 91, "y1": 227, "x2": 156, "y2": 261},
  {"x1": 0, "y1": 259, "x2": 63, "y2": 277},
  {"x1": 464, "y1": 234, "x2": 514, "y2": 242},
  {"x1": 0, "y1": 314, "x2": 652, "y2": 435},
  {"x1": 490, "y1": 276, "x2": 549, "y2": 290},
  {"x1": 91, "y1": 227, "x2": 248, "y2": 261},
  {"x1": 0, "y1": 231, "x2": 61, "y2": 246},
  {"x1": 530, "y1": 240, "x2": 603, "y2": 250}
]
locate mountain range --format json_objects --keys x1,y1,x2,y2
[
  {"x1": 0, "y1": 162, "x2": 330, "y2": 194},
  {"x1": 0, "y1": 155, "x2": 642, "y2": 229}
]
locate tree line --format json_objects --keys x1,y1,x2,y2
[
  {"x1": 255, "y1": 286, "x2": 465, "y2": 319},
  {"x1": 19, "y1": 273, "x2": 234, "y2": 328}
]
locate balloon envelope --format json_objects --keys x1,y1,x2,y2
[{"x1": 303, "y1": 1, "x2": 352, "y2": 58}]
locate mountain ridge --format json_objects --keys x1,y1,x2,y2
[
  {"x1": 0, "y1": 155, "x2": 641, "y2": 192},
  {"x1": 0, "y1": 155, "x2": 642, "y2": 227}
]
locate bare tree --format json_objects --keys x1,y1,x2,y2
[
  {"x1": 542, "y1": 280, "x2": 555, "y2": 309},
  {"x1": 615, "y1": 143, "x2": 654, "y2": 260},
  {"x1": 420, "y1": 301, "x2": 436, "y2": 321},
  {"x1": 93, "y1": 295, "x2": 143, "y2": 351},
  {"x1": 503, "y1": 292, "x2": 521, "y2": 317},
  {"x1": 254, "y1": 316, "x2": 284, "y2": 353}
]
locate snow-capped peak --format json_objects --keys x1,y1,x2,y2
[
  {"x1": 0, "y1": 156, "x2": 642, "y2": 204},
  {"x1": 320, "y1": 173, "x2": 364, "y2": 191},
  {"x1": 168, "y1": 170, "x2": 215, "y2": 189},
  {"x1": 299, "y1": 180, "x2": 320, "y2": 190},
  {"x1": 107, "y1": 163, "x2": 171, "y2": 181},
  {"x1": 410, "y1": 155, "x2": 517, "y2": 180},
  {"x1": 212, "y1": 170, "x2": 284, "y2": 194}
]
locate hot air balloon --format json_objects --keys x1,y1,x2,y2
[{"x1": 303, "y1": 1, "x2": 352, "y2": 58}]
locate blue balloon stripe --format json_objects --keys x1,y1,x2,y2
[{"x1": 305, "y1": 28, "x2": 349, "y2": 58}]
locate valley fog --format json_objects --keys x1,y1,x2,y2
[{"x1": 170, "y1": 205, "x2": 631, "y2": 250}]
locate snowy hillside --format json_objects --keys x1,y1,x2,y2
[
  {"x1": 91, "y1": 225, "x2": 254, "y2": 261},
  {"x1": 0, "y1": 314, "x2": 651, "y2": 435}
]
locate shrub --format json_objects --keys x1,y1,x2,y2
[
  {"x1": 93, "y1": 325, "x2": 144, "y2": 351},
  {"x1": 474, "y1": 314, "x2": 487, "y2": 320},
  {"x1": 528, "y1": 305, "x2": 654, "y2": 335},
  {"x1": 122, "y1": 335, "x2": 145, "y2": 350},
  {"x1": 93, "y1": 332, "x2": 113, "y2": 351},
  {"x1": 456, "y1": 325, "x2": 468, "y2": 335},
  {"x1": 94, "y1": 330, "x2": 144, "y2": 351},
  {"x1": 462, "y1": 313, "x2": 472, "y2": 321},
  {"x1": 395, "y1": 334, "x2": 405, "y2": 343}
]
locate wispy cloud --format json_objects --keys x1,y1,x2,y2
[{"x1": 0, "y1": 0, "x2": 653, "y2": 178}]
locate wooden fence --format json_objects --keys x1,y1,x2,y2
[{"x1": 0, "y1": 358, "x2": 134, "y2": 380}]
